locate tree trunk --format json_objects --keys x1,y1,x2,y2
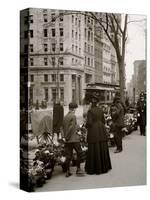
[{"x1": 118, "y1": 59, "x2": 126, "y2": 104}]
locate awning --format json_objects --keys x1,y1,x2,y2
[{"x1": 85, "y1": 86, "x2": 115, "y2": 91}]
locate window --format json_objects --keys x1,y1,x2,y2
[
  {"x1": 84, "y1": 42, "x2": 87, "y2": 51},
  {"x1": 30, "y1": 58, "x2": 34, "y2": 66},
  {"x1": 52, "y1": 88, "x2": 56, "y2": 102},
  {"x1": 75, "y1": 18, "x2": 77, "y2": 25},
  {"x1": 52, "y1": 43, "x2": 56, "y2": 52},
  {"x1": 43, "y1": 14, "x2": 48, "y2": 22},
  {"x1": 24, "y1": 16, "x2": 28, "y2": 24},
  {"x1": 91, "y1": 58, "x2": 93, "y2": 67},
  {"x1": 30, "y1": 75, "x2": 34, "y2": 82},
  {"x1": 59, "y1": 13, "x2": 63, "y2": 21},
  {"x1": 24, "y1": 31, "x2": 28, "y2": 38},
  {"x1": 51, "y1": 13, "x2": 55, "y2": 22},
  {"x1": 59, "y1": 57, "x2": 63, "y2": 65},
  {"x1": 85, "y1": 56, "x2": 86, "y2": 65},
  {"x1": 72, "y1": 44, "x2": 74, "y2": 53},
  {"x1": 79, "y1": 48, "x2": 81, "y2": 55},
  {"x1": 72, "y1": 58, "x2": 74, "y2": 64},
  {"x1": 60, "y1": 28, "x2": 63, "y2": 36},
  {"x1": 52, "y1": 74, "x2": 56, "y2": 82},
  {"x1": 72, "y1": 74, "x2": 76, "y2": 83},
  {"x1": 72, "y1": 15, "x2": 74, "y2": 23},
  {"x1": 52, "y1": 57, "x2": 55, "y2": 66},
  {"x1": 44, "y1": 44, "x2": 48, "y2": 52},
  {"x1": 30, "y1": 44, "x2": 33, "y2": 52},
  {"x1": 24, "y1": 45, "x2": 28, "y2": 53},
  {"x1": 76, "y1": 46, "x2": 78, "y2": 54},
  {"x1": 29, "y1": 15, "x2": 33, "y2": 23},
  {"x1": 88, "y1": 57, "x2": 90, "y2": 66},
  {"x1": 44, "y1": 88, "x2": 48, "y2": 101},
  {"x1": 88, "y1": 31, "x2": 90, "y2": 41},
  {"x1": 60, "y1": 74, "x2": 64, "y2": 82},
  {"x1": 52, "y1": 29, "x2": 55, "y2": 37},
  {"x1": 88, "y1": 17, "x2": 90, "y2": 23},
  {"x1": 60, "y1": 43, "x2": 63, "y2": 51},
  {"x1": 85, "y1": 28, "x2": 87, "y2": 38},
  {"x1": 44, "y1": 74, "x2": 48, "y2": 82},
  {"x1": 79, "y1": 34, "x2": 81, "y2": 41},
  {"x1": 44, "y1": 29, "x2": 48, "y2": 37},
  {"x1": 44, "y1": 57, "x2": 48, "y2": 65},
  {"x1": 72, "y1": 89, "x2": 76, "y2": 102},
  {"x1": 75, "y1": 32, "x2": 77, "y2": 40},
  {"x1": 60, "y1": 88, "x2": 64, "y2": 101},
  {"x1": 79, "y1": 20, "x2": 81, "y2": 27},
  {"x1": 72, "y1": 30, "x2": 74, "y2": 38},
  {"x1": 30, "y1": 30, "x2": 33, "y2": 38}
]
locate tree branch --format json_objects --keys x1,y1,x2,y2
[{"x1": 112, "y1": 14, "x2": 123, "y2": 34}]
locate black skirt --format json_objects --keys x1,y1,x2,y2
[{"x1": 85, "y1": 141, "x2": 112, "y2": 175}]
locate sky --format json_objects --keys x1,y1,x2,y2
[{"x1": 125, "y1": 14, "x2": 146, "y2": 83}]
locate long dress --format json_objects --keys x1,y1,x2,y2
[{"x1": 85, "y1": 105, "x2": 112, "y2": 174}]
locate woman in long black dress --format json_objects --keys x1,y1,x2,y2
[{"x1": 85, "y1": 97, "x2": 112, "y2": 175}]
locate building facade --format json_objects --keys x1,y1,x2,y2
[
  {"x1": 20, "y1": 8, "x2": 119, "y2": 106},
  {"x1": 126, "y1": 60, "x2": 146, "y2": 104},
  {"x1": 133, "y1": 60, "x2": 146, "y2": 102}
]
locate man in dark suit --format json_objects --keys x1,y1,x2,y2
[
  {"x1": 53, "y1": 100, "x2": 64, "y2": 137},
  {"x1": 137, "y1": 92, "x2": 146, "y2": 136},
  {"x1": 110, "y1": 94, "x2": 125, "y2": 153},
  {"x1": 62, "y1": 102, "x2": 84, "y2": 177}
]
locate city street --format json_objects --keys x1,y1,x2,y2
[{"x1": 35, "y1": 129, "x2": 146, "y2": 192}]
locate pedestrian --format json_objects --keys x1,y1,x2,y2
[
  {"x1": 62, "y1": 102, "x2": 84, "y2": 177},
  {"x1": 137, "y1": 92, "x2": 146, "y2": 136},
  {"x1": 110, "y1": 93, "x2": 125, "y2": 153},
  {"x1": 53, "y1": 99, "x2": 64, "y2": 139},
  {"x1": 85, "y1": 95, "x2": 112, "y2": 175}
]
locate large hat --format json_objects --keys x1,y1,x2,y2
[{"x1": 69, "y1": 102, "x2": 78, "y2": 109}]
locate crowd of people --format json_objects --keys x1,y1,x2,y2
[
  {"x1": 20, "y1": 90, "x2": 146, "y2": 191},
  {"x1": 51, "y1": 91, "x2": 146, "y2": 178}
]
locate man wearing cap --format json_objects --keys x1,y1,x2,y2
[
  {"x1": 137, "y1": 92, "x2": 146, "y2": 136},
  {"x1": 110, "y1": 93, "x2": 125, "y2": 153},
  {"x1": 62, "y1": 102, "x2": 84, "y2": 177}
]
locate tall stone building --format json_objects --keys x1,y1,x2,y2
[
  {"x1": 126, "y1": 60, "x2": 146, "y2": 104},
  {"x1": 133, "y1": 60, "x2": 146, "y2": 102},
  {"x1": 20, "y1": 8, "x2": 119, "y2": 106}
]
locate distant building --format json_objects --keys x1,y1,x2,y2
[
  {"x1": 127, "y1": 60, "x2": 146, "y2": 104},
  {"x1": 20, "y1": 8, "x2": 119, "y2": 106}
]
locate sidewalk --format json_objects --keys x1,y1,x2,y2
[{"x1": 35, "y1": 129, "x2": 146, "y2": 192}]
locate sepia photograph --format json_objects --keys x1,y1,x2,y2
[{"x1": 19, "y1": 7, "x2": 146, "y2": 192}]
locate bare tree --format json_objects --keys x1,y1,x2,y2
[{"x1": 88, "y1": 13, "x2": 127, "y2": 103}]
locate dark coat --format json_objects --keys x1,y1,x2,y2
[
  {"x1": 110, "y1": 102, "x2": 125, "y2": 128},
  {"x1": 63, "y1": 111, "x2": 80, "y2": 143},
  {"x1": 86, "y1": 106, "x2": 107, "y2": 143},
  {"x1": 53, "y1": 103, "x2": 64, "y2": 133},
  {"x1": 137, "y1": 100, "x2": 146, "y2": 126}
]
